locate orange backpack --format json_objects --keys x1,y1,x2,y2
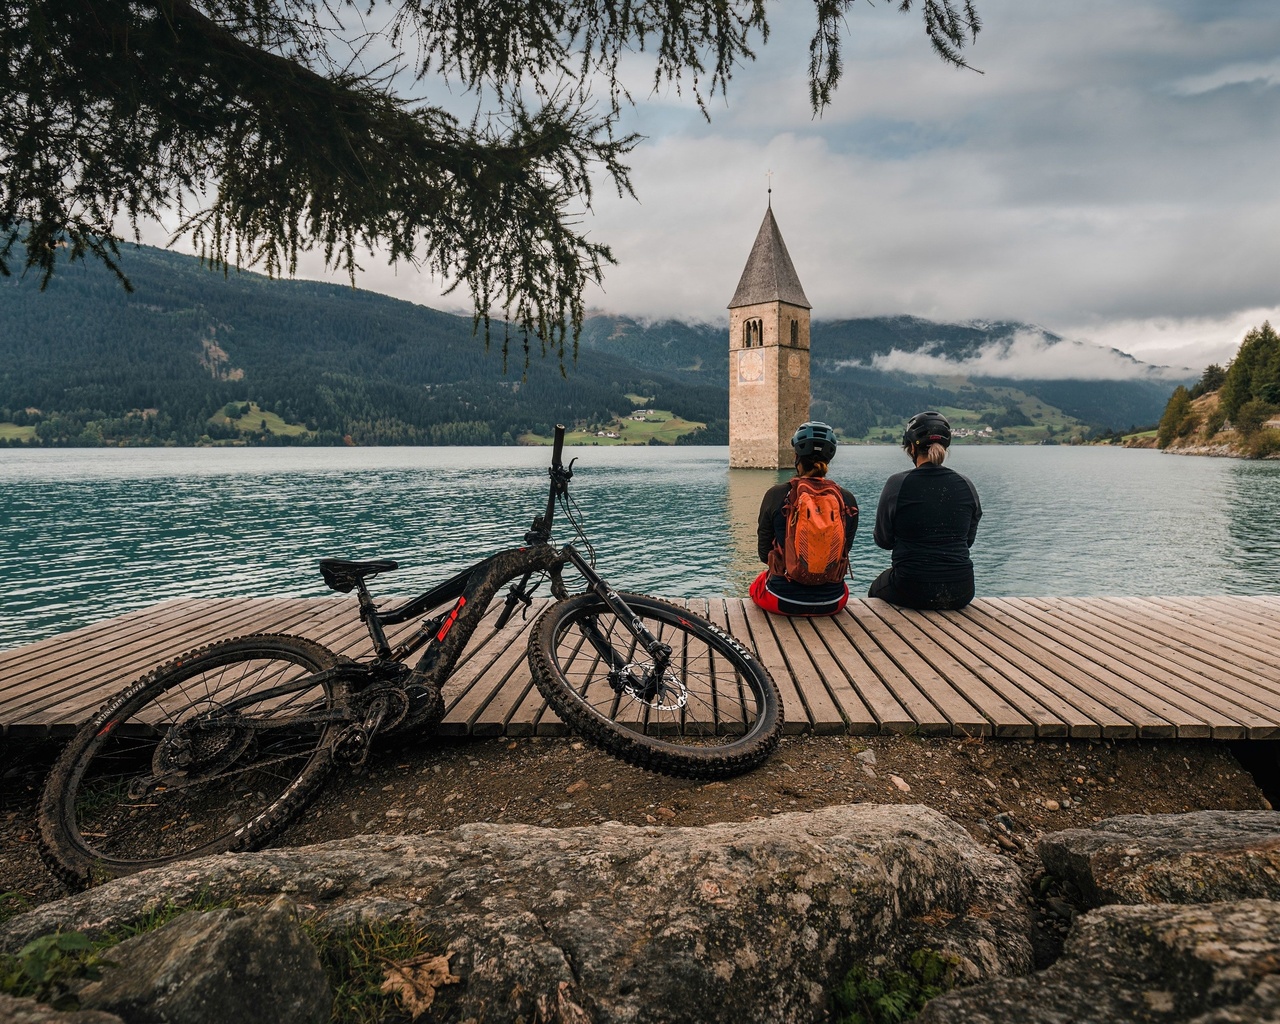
[{"x1": 771, "y1": 477, "x2": 855, "y2": 585}]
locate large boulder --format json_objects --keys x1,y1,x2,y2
[
  {"x1": 2, "y1": 805, "x2": 1032, "y2": 1024},
  {"x1": 1038, "y1": 810, "x2": 1280, "y2": 907},
  {"x1": 74, "y1": 896, "x2": 330, "y2": 1024},
  {"x1": 915, "y1": 899, "x2": 1280, "y2": 1024}
]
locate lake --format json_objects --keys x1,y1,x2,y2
[{"x1": 2, "y1": 445, "x2": 1279, "y2": 651}]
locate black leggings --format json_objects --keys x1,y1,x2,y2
[{"x1": 867, "y1": 567, "x2": 974, "y2": 611}]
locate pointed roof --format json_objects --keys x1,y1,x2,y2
[{"x1": 727, "y1": 205, "x2": 811, "y2": 310}]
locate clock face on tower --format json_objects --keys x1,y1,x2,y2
[
  {"x1": 737, "y1": 349, "x2": 765, "y2": 384},
  {"x1": 787, "y1": 351, "x2": 802, "y2": 378}
]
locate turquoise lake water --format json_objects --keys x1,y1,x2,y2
[{"x1": 2, "y1": 445, "x2": 1279, "y2": 651}]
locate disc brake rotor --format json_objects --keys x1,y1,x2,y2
[{"x1": 612, "y1": 665, "x2": 689, "y2": 711}]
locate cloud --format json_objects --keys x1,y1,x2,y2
[
  {"x1": 125, "y1": 0, "x2": 1280, "y2": 378},
  {"x1": 1170, "y1": 57, "x2": 1280, "y2": 96},
  {"x1": 866, "y1": 330, "x2": 1188, "y2": 381}
]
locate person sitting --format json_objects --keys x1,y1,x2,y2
[
  {"x1": 750, "y1": 421, "x2": 859, "y2": 617},
  {"x1": 868, "y1": 411, "x2": 982, "y2": 610}
]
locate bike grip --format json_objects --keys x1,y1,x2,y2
[{"x1": 552, "y1": 424, "x2": 565, "y2": 467}]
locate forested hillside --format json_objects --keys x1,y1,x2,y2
[
  {"x1": 1, "y1": 243, "x2": 1180, "y2": 446},
  {"x1": 1155, "y1": 322, "x2": 1280, "y2": 459},
  {"x1": 0, "y1": 246, "x2": 719, "y2": 445}
]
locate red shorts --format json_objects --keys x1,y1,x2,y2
[{"x1": 749, "y1": 570, "x2": 849, "y2": 617}]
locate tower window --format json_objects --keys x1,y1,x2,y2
[
  {"x1": 743, "y1": 318, "x2": 763, "y2": 348},
  {"x1": 790, "y1": 320, "x2": 798, "y2": 346}
]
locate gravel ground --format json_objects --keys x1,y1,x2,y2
[{"x1": 2, "y1": 732, "x2": 1272, "y2": 966}]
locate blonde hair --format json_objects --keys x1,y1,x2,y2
[{"x1": 907, "y1": 442, "x2": 947, "y2": 466}]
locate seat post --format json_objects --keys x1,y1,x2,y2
[{"x1": 355, "y1": 580, "x2": 393, "y2": 659}]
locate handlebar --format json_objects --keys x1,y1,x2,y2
[
  {"x1": 527, "y1": 424, "x2": 572, "y2": 544},
  {"x1": 551, "y1": 424, "x2": 565, "y2": 469}
]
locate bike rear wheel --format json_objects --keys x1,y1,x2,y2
[
  {"x1": 38, "y1": 634, "x2": 345, "y2": 888},
  {"x1": 528, "y1": 594, "x2": 782, "y2": 778}
]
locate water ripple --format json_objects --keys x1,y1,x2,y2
[{"x1": 3, "y1": 446, "x2": 1279, "y2": 650}]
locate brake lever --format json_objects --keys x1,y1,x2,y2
[{"x1": 495, "y1": 577, "x2": 539, "y2": 629}]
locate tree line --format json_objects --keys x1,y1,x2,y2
[{"x1": 1157, "y1": 322, "x2": 1280, "y2": 457}]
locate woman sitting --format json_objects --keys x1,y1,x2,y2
[
  {"x1": 751, "y1": 421, "x2": 859, "y2": 617},
  {"x1": 868, "y1": 411, "x2": 981, "y2": 610}
]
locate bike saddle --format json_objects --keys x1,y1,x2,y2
[{"x1": 318, "y1": 558, "x2": 400, "y2": 593}]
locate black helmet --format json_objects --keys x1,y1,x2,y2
[
  {"x1": 791, "y1": 421, "x2": 838, "y2": 462},
  {"x1": 903, "y1": 411, "x2": 951, "y2": 449}
]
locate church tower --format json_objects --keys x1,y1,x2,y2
[{"x1": 727, "y1": 202, "x2": 812, "y2": 469}]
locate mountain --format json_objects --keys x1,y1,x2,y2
[
  {"x1": 0, "y1": 243, "x2": 1183, "y2": 445},
  {"x1": 577, "y1": 314, "x2": 1186, "y2": 440}
]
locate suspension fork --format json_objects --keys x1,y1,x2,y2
[{"x1": 557, "y1": 545, "x2": 673, "y2": 677}]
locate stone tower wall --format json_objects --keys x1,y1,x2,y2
[{"x1": 729, "y1": 301, "x2": 811, "y2": 468}]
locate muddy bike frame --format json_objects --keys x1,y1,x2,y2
[{"x1": 204, "y1": 425, "x2": 675, "y2": 761}]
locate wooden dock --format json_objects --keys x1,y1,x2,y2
[{"x1": 3, "y1": 596, "x2": 1280, "y2": 741}]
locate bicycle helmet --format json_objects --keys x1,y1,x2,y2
[
  {"x1": 790, "y1": 421, "x2": 838, "y2": 462},
  {"x1": 903, "y1": 411, "x2": 952, "y2": 450}
]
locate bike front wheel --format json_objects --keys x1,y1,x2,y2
[
  {"x1": 38, "y1": 634, "x2": 346, "y2": 888},
  {"x1": 528, "y1": 594, "x2": 782, "y2": 778}
]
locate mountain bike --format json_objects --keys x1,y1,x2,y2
[{"x1": 38, "y1": 426, "x2": 782, "y2": 887}]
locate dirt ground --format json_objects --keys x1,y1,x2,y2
[{"x1": 2, "y1": 732, "x2": 1275, "y2": 965}]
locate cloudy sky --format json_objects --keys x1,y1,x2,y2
[{"x1": 150, "y1": 1, "x2": 1280, "y2": 377}]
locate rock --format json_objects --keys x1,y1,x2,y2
[
  {"x1": 1038, "y1": 810, "x2": 1280, "y2": 907},
  {"x1": 0, "y1": 994, "x2": 123, "y2": 1024},
  {"x1": 890, "y1": 774, "x2": 911, "y2": 792},
  {"x1": 74, "y1": 897, "x2": 330, "y2": 1024},
  {"x1": 915, "y1": 899, "x2": 1280, "y2": 1024},
  {"x1": 3, "y1": 806, "x2": 1032, "y2": 1024}
]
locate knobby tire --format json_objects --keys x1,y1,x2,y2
[
  {"x1": 528, "y1": 594, "x2": 782, "y2": 778},
  {"x1": 38, "y1": 634, "x2": 346, "y2": 888}
]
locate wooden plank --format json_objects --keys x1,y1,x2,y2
[
  {"x1": 807, "y1": 613, "x2": 911, "y2": 733},
  {"x1": 700, "y1": 599, "x2": 747, "y2": 735},
  {"x1": 1015, "y1": 599, "x2": 1252, "y2": 739},
  {"x1": 1184, "y1": 596, "x2": 1280, "y2": 644},
  {"x1": 1044, "y1": 599, "x2": 1280, "y2": 738},
  {"x1": 767, "y1": 614, "x2": 850, "y2": 735},
  {"x1": 7, "y1": 598, "x2": 347, "y2": 737},
  {"x1": 869, "y1": 603, "x2": 1036, "y2": 738},
  {"x1": 1146, "y1": 596, "x2": 1280, "y2": 657},
  {"x1": 0, "y1": 599, "x2": 205, "y2": 683},
  {"x1": 936, "y1": 611, "x2": 1105, "y2": 742},
  {"x1": 831, "y1": 604, "x2": 951, "y2": 735},
  {"x1": 739, "y1": 602, "x2": 814, "y2": 735},
  {"x1": 846, "y1": 601, "x2": 988, "y2": 736},
  {"x1": 1154, "y1": 597, "x2": 1280, "y2": 664},
  {"x1": 1105, "y1": 597, "x2": 1280, "y2": 699},
  {"x1": 505, "y1": 671, "x2": 554, "y2": 737},
  {"x1": 437, "y1": 604, "x2": 531, "y2": 737},
  {"x1": 922, "y1": 611, "x2": 1075, "y2": 738},
  {"x1": 954, "y1": 603, "x2": 1146, "y2": 738},
  {"x1": 680, "y1": 599, "x2": 731, "y2": 737},
  {"x1": 0, "y1": 597, "x2": 249, "y2": 693},
  {"x1": 989, "y1": 600, "x2": 1207, "y2": 738}
]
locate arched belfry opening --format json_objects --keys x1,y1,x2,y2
[{"x1": 726, "y1": 203, "x2": 811, "y2": 469}]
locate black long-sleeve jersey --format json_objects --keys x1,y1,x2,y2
[{"x1": 873, "y1": 464, "x2": 981, "y2": 582}]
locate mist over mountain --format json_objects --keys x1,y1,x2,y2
[{"x1": 0, "y1": 244, "x2": 1183, "y2": 445}]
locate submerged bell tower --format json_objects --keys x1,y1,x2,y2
[{"x1": 727, "y1": 200, "x2": 812, "y2": 469}]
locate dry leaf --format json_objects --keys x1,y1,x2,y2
[{"x1": 380, "y1": 950, "x2": 461, "y2": 1020}]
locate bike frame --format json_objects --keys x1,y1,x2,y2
[{"x1": 344, "y1": 425, "x2": 672, "y2": 699}]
